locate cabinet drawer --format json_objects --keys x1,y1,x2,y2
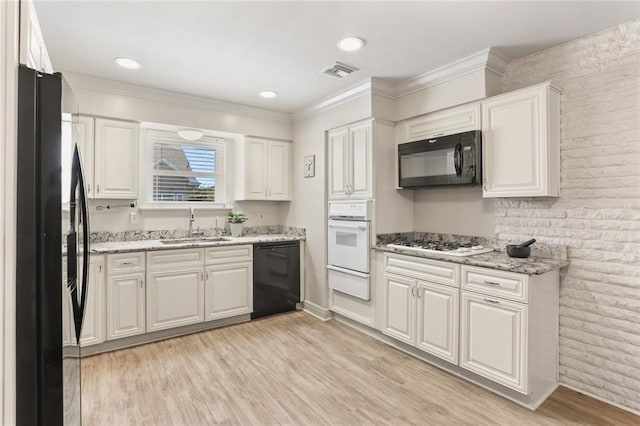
[
  {"x1": 205, "y1": 245, "x2": 252, "y2": 265},
  {"x1": 461, "y1": 266, "x2": 529, "y2": 303},
  {"x1": 107, "y1": 252, "x2": 145, "y2": 275},
  {"x1": 147, "y1": 248, "x2": 204, "y2": 270},
  {"x1": 384, "y1": 253, "x2": 459, "y2": 287}
]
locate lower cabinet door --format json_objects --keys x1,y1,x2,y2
[
  {"x1": 107, "y1": 272, "x2": 146, "y2": 340},
  {"x1": 80, "y1": 256, "x2": 105, "y2": 347},
  {"x1": 147, "y1": 268, "x2": 204, "y2": 331},
  {"x1": 460, "y1": 291, "x2": 529, "y2": 394},
  {"x1": 205, "y1": 262, "x2": 253, "y2": 321},
  {"x1": 382, "y1": 273, "x2": 416, "y2": 345},
  {"x1": 416, "y1": 281, "x2": 459, "y2": 364}
]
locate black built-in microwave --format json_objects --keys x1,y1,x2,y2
[{"x1": 398, "y1": 130, "x2": 481, "y2": 188}]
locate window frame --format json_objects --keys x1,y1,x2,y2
[{"x1": 139, "y1": 123, "x2": 235, "y2": 211}]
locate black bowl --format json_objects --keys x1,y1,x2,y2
[{"x1": 506, "y1": 245, "x2": 531, "y2": 258}]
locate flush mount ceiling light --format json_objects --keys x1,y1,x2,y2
[
  {"x1": 177, "y1": 128, "x2": 204, "y2": 141},
  {"x1": 259, "y1": 90, "x2": 278, "y2": 99},
  {"x1": 337, "y1": 36, "x2": 366, "y2": 52},
  {"x1": 113, "y1": 57, "x2": 142, "y2": 69}
]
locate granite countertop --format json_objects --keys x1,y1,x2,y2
[
  {"x1": 63, "y1": 234, "x2": 304, "y2": 255},
  {"x1": 375, "y1": 245, "x2": 569, "y2": 275}
]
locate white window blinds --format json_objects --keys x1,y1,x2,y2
[{"x1": 146, "y1": 129, "x2": 226, "y2": 204}]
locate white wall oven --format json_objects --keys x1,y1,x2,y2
[{"x1": 327, "y1": 200, "x2": 372, "y2": 300}]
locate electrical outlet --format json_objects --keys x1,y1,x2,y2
[
  {"x1": 258, "y1": 212, "x2": 265, "y2": 221},
  {"x1": 129, "y1": 211, "x2": 139, "y2": 225}
]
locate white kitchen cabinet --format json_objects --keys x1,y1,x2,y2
[
  {"x1": 402, "y1": 102, "x2": 481, "y2": 143},
  {"x1": 349, "y1": 121, "x2": 373, "y2": 198},
  {"x1": 79, "y1": 255, "x2": 105, "y2": 347},
  {"x1": 19, "y1": 0, "x2": 53, "y2": 73},
  {"x1": 382, "y1": 254, "x2": 461, "y2": 364},
  {"x1": 234, "y1": 136, "x2": 291, "y2": 201},
  {"x1": 146, "y1": 267, "x2": 205, "y2": 332},
  {"x1": 105, "y1": 251, "x2": 147, "y2": 342},
  {"x1": 460, "y1": 291, "x2": 529, "y2": 394},
  {"x1": 328, "y1": 127, "x2": 349, "y2": 199},
  {"x1": 382, "y1": 273, "x2": 416, "y2": 345},
  {"x1": 328, "y1": 120, "x2": 373, "y2": 200},
  {"x1": 267, "y1": 140, "x2": 291, "y2": 199},
  {"x1": 106, "y1": 272, "x2": 146, "y2": 339},
  {"x1": 205, "y1": 262, "x2": 253, "y2": 321},
  {"x1": 416, "y1": 281, "x2": 459, "y2": 364},
  {"x1": 481, "y1": 82, "x2": 560, "y2": 197},
  {"x1": 72, "y1": 115, "x2": 95, "y2": 198},
  {"x1": 94, "y1": 118, "x2": 139, "y2": 199}
]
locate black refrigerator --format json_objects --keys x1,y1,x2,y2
[{"x1": 16, "y1": 65, "x2": 90, "y2": 425}]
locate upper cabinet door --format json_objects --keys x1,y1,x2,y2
[
  {"x1": 403, "y1": 103, "x2": 481, "y2": 143},
  {"x1": 246, "y1": 138, "x2": 268, "y2": 199},
  {"x1": 328, "y1": 127, "x2": 349, "y2": 200},
  {"x1": 482, "y1": 82, "x2": 560, "y2": 197},
  {"x1": 349, "y1": 121, "x2": 373, "y2": 199},
  {"x1": 72, "y1": 116, "x2": 95, "y2": 198},
  {"x1": 267, "y1": 140, "x2": 291, "y2": 200},
  {"x1": 94, "y1": 118, "x2": 139, "y2": 199}
]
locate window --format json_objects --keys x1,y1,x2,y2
[{"x1": 144, "y1": 128, "x2": 226, "y2": 206}]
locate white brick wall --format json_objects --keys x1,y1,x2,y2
[{"x1": 499, "y1": 20, "x2": 640, "y2": 413}]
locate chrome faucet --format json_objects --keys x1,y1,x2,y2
[{"x1": 188, "y1": 207, "x2": 204, "y2": 238}]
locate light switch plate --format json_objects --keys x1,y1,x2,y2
[
  {"x1": 129, "y1": 211, "x2": 138, "y2": 225},
  {"x1": 304, "y1": 155, "x2": 315, "y2": 178}
]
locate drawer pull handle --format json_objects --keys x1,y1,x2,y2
[
  {"x1": 484, "y1": 280, "x2": 501, "y2": 286},
  {"x1": 484, "y1": 298, "x2": 500, "y2": 304},
  {"x1": 121, "y1": 261, "x2": 134, "y2": 265}
]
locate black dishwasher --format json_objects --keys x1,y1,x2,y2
[{"x1": 252, "y1": 241, "x2": 300, "y2": 319}]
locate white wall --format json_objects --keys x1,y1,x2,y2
[
  {"x1": 63, "y1": 76, "x2": 294, "y2": 232},
  {"x1": 1, "y1": 1, "x2": 19, "y2": 424},
  {"x1": 413, "y1": 187, "x2": 495, "y2": 237},
  {"x1": 497, "y1": 20, "x2": 640, "y2": 414},
  {"x1": 284, "y1": 95, "x2": 372, "y2": 309},
  {"x1": 395, "y1": 69, "x2": 491, "y2": 121}
]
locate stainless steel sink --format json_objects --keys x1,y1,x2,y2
[{"x1": 160, "y1": 237, "x2": 229, "y2": 245}]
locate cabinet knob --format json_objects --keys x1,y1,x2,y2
[
  {"x1": 97, "y1": 184, "x2": 100, "y2": 193},
  {"x1": 139, "y1": 279, "x2": 143, "y2": 288}
]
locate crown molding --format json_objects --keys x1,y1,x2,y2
[
  {"x1": 291, "y1": 79, "x2": 373, "y2": 122},
  {"x1": 61, "y1": 71, "x2": 293, "y2": 123},
  {"x1": 394, "y1": 47, "x2": 510, "y2": 97},
  {"x1": 291, "y1": 48, "x2": 510, "y2": 121}
]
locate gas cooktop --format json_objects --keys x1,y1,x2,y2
[{"x1": 386, "y1": 241, "x2": 493, "y2": 257}]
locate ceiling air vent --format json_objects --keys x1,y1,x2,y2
[{"x1": 320, "y1": 61, "x2": 358, "y2": 79}]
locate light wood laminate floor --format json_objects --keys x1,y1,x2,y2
[{"x1": 82, "y1": 311, "x2": 638, "y2": 425}]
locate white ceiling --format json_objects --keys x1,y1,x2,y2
[{"x1": 35, "y1": 1, "x2": 639, "y2": 113}]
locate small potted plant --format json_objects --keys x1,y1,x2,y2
[{"x1": 227, "y1": 211, "x2": 248, "y2": 237}]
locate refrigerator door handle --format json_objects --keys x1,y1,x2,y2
[{"x1": 68, "y1": 145, "x2": 90, "y2": 342}]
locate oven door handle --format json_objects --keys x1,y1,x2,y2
[
  {"x1": 328, "y1": 222, "x2": 368, "y2": 231},
  {"x1": 326, "y1": 265, "x2": 369, "y2": 278}
]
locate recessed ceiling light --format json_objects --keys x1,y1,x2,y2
[
  {"x1": 114, "y1": 57, "x2": 141, "y2": 70},
  {"x1": 337, "y1": 37, "x2": 366, "y2": 52},
  {"x1": 177, "y1": 128, "x2": 203, "y2": 141},
  {"x1": 259, "y1": 90, "x2": 278, "y2": 99}
]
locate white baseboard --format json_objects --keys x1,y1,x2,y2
[
  {"x1": 302, "y1": 301, "x2": 333, "y2": 321},
  {"x1": 559, "y1": 383, "x2": 640, "y2": 417}
]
